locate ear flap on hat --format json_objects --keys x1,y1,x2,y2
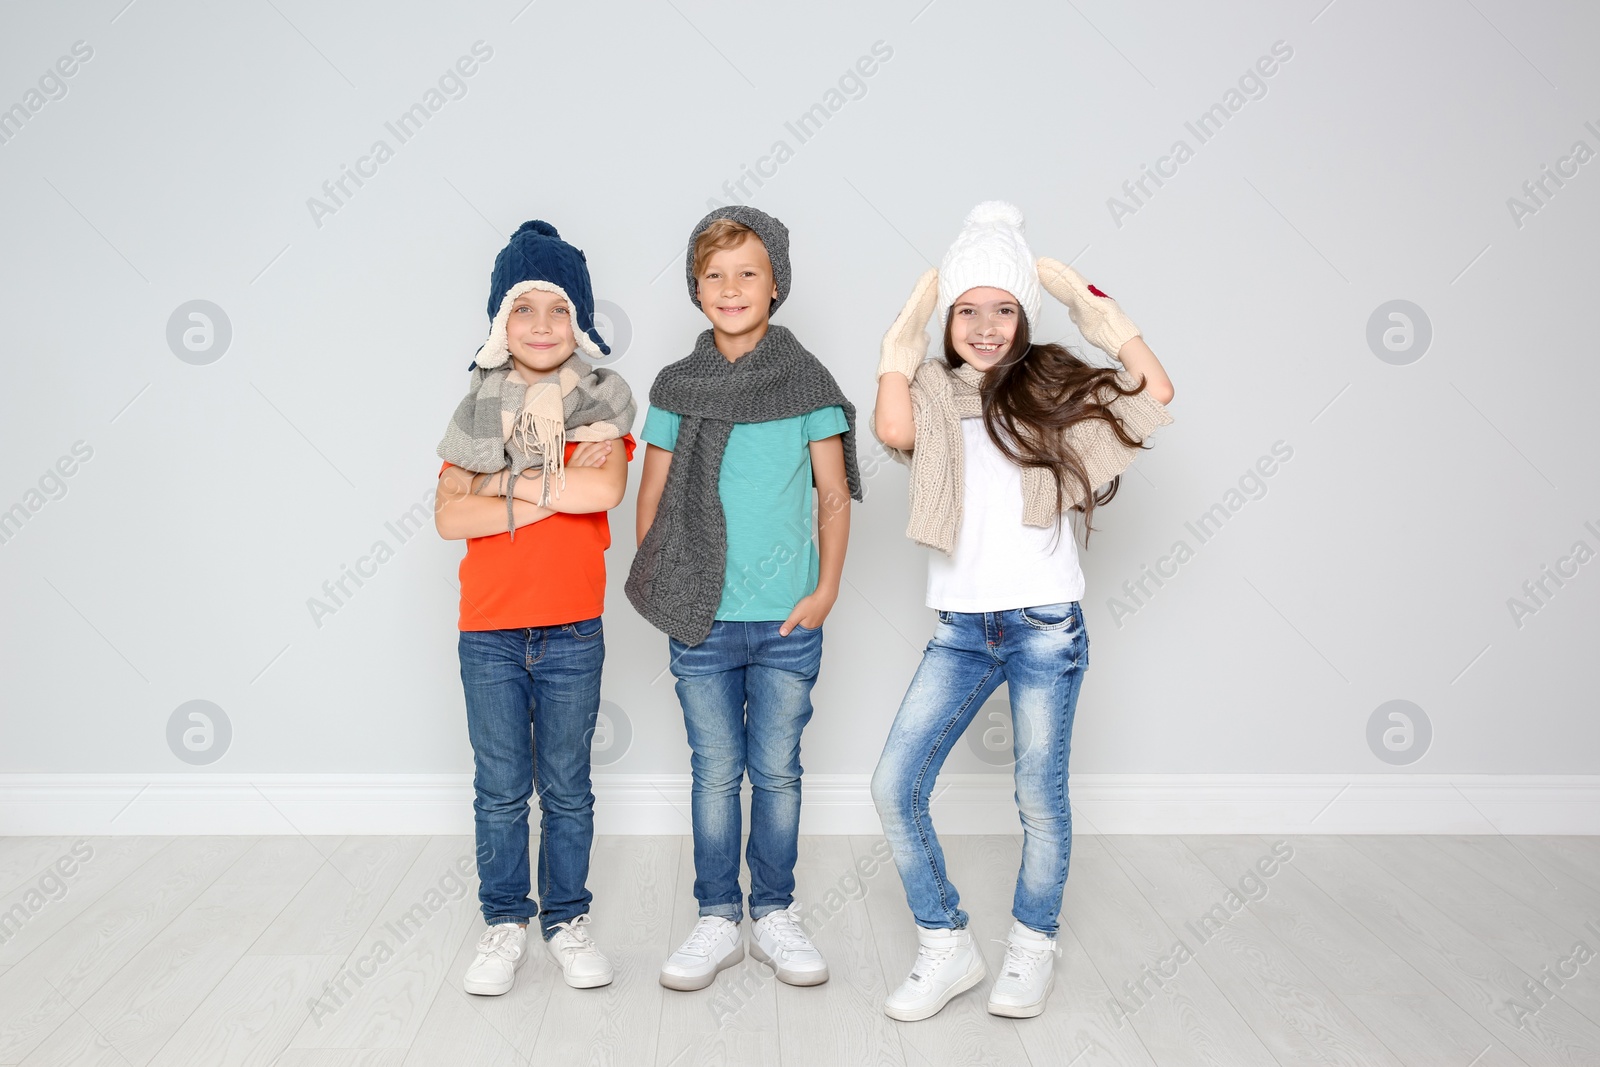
[{"x1": 476, "y1": 281, "x2": 606, "y2": 369}]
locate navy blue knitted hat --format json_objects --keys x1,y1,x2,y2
[{"x1": 474, "y1": 220, "x2": 609, "y2": 369}]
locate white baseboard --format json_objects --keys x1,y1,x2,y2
[{"x1": 0, "y1": 773, "x2": 1595, "y2": 836}]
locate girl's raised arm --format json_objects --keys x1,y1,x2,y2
[
  {"x1": 1037, "y1": 258, "x2": 1174, "y2": 405},
  {"x1": 874, "y1": 269, "x2": 941, "y2": 450},
  {"x1": 1111, "y1": 336, "x2": 1173, "y2": 406},
  {"x1": 874, "y1": 371, "x2": 915, "y2": 451}
]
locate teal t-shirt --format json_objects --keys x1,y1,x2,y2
[{"x1": 641, "y1": 404, "x2": 849, "y2": 621}]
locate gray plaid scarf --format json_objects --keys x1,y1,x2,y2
[
  {"x1": 625, "y1": 325, "x2": 862, "y2": 646},
  {"x1": 437, "y1": 354, "x2": 635, "y2": 539}
]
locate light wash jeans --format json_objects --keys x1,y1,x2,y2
[
  {"x1": 871, "y1": 602, "x2": 1088, "y2": 936},
  {"x1": 459, "y1": 618, "x2": 604, "y2": 939},
  {"x1": 668, "y1": 619, "x2": 824, "y2": 922}
]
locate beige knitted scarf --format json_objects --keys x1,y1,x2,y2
[{"x1": 893, "y1": 360, "x2": 1173, "y2": 554}]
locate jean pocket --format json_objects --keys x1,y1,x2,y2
[
  {"x1": 566, "y1": 617, "x2": 604, "y2": 640},
  {"x1": 935, "y1": 609, "x2": 955, "y2": 626},
  {"x1": 1020, "y1": 602, "x2": 1079, "y2": 632}
]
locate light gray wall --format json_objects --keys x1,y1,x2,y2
[{"x1": 2, "y1": 0, "x2": 1595, "y2": 778}]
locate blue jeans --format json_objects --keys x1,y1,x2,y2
[
  {"x1": 871, "y1": 602, "x2": 1088, "y2": 937},
  {"x1": 458, "y1": 618, "x2": 604, "y2": 939},
  {"x1": 668, "y1": 620, "x2": 824, "y2": 922}
]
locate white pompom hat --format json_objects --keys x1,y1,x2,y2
[{"x1": 936, "y1": 200, "x2": 1041, "y2": 326}]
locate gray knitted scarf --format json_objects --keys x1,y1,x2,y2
[
  {"x1": 436, "y1": 354, "x2": 636, "y2": 539},
  {"x1": 625, "y1": 325, "x2": 863, "y2": 646}
]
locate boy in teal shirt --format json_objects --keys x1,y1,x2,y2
[
  {"x1": 628, "y1": 206, "x2": 862, "y2": 992},
  {"x1": 637, "y1": 407, "x2": 844, "y2": 618}
]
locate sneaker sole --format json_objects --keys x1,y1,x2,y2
[
  {"x1": 884, "y1": 958, "x2": 988, "y2": 1022},
  {"x1": 463, "y1": 948, "x2": 525, "y2": 996},
  {"x1": 660, "y1": 941, "x2": 745, "y2": 991},
  {"x1": 544, "y1": 944, "x2": 615, "y2": 989},
  {"x1": 463, "y1": 974, "x2": 516, "y2": 996},
  {"x1": 987, "y1": 974, "x2": 1054, "y2": 1018},
  {"x1": 749, "y1": 939, "x2": 830, "y2": 986},
  {"x1": 562, "y1": 970, "x2": 614, "y2": 990}
]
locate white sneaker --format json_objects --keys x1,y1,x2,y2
[
  {"x1": 545, "y1": 913, "x2": 614, "y2": 989},
  {"x1": 660, "y1": 915, "x2": 744, "y2": 991},
  {"x1": 750, "y1": 903, "x2": 829, "y2": 986},
  {"x1": 986, "y1": 921, "x2": 1060, "y2": 1018},
  {"x1": 463, "y1": 922, "x2": 527, "y2": 996},
  {"x1": 884, "y1": 925, "x2": 987, "y2": 1021}
]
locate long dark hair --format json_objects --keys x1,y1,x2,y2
[{"x1": 943, "y1": 311, "x2": 1153, "y2": 544}]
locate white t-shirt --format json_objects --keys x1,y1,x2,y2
[{"x1": 926, "y1": 418, "x2": 1087, "y2": 612}]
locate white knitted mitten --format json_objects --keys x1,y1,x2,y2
[
  {"x1": 877, "y1": 269, "x2": 940, "y2": 381},
  {"x1": 1036, "y1": 257, "x2": 1141, "y2": 361}
]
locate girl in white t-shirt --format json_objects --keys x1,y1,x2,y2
[{"x1": 869, "y1": 202, "x2": 1174, "y2": 1023}]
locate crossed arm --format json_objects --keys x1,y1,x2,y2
[{"x1": 434, "y1": 440, "x2": 628, "y2": 540}]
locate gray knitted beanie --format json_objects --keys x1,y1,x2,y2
[{"x1": 684, "y1": 205, "x2": 791, "y2": 313}]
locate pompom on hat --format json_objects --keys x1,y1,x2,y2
[
  {"x1": 473, "y1": 220, "x2": 609, "y2": 370},
  {"x1": 936, "y1": 201, "x2": 1041, "y2": 326}
]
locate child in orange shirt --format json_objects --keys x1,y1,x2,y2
[{"x1": 435, "y1": 220, "x2": 636, "y2": 996}]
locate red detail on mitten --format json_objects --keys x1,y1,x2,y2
[{"x1": 1087, "y1": 284, "x2": 1111, "y2": 299}]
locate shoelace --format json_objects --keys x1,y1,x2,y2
[
  {"x1": 758, "y1": 907, "x2": 813, "y2": 954},
  {"x1": 905, "y1": 943, "x2": 959, "y2": 989},
  {"x1": 679, "y1": 917, "x2": 730, "y2": 958},
  {"x1": 992, "y1": 937, "x2": 1058, "y2": 983},
  {"x1": 551, "y1": 914, "x2": 599, "y2": 955},
  {"x1": 476, "y1": 923, "x2": 523, "y2": 960}
]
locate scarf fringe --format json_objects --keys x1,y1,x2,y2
[{"x1": 512, "y1": 404, "x2": 567, "y2": 507}]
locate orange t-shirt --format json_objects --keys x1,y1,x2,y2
[{"x1": 442, "y1": 435, "x2": 636, "y2": 631}]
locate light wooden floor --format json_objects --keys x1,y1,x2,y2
[{"x1": 1, "y1": 834, "x2": 1598, "y2": 1066}]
